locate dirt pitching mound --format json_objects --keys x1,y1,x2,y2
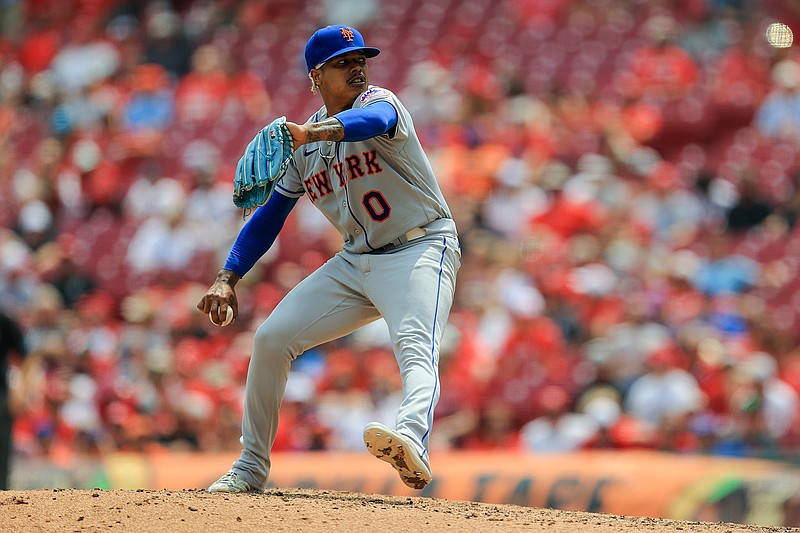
[{"x1": 1, "y1": 488, "x2": 794, "y2": 532}]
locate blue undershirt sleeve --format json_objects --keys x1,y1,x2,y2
[
  {"x1": 335, "y1": 101, "x2": 398, "y2": 141},
  {"x1": 223, "y1": 192, "x2": 298, "y2": 277}
]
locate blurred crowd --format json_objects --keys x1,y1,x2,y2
[{"x1": 3, "y1": 0, "x2": 800, "y2": 465}]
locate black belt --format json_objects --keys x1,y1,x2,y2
[{"x1": 370, "y1": 227, "x2": 426, "y2": 253}]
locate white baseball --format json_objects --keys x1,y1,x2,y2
[
  {"x1": 209, "y1": 306, "x2": 234, "y2": 327},
  {"x1": 766, "y1": 22, "x2": 793, "y2": 49}
]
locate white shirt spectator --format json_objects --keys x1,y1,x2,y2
[
  {"x1": 625, "y1": 366, "x2": 705, "y2": 425},
  {"x1": 520, "y1": 412, "x2": 598, "y2": 452}
]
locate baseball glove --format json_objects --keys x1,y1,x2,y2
[{"x1": 233, "y1": 116, "x2": 295, "y2": 211}]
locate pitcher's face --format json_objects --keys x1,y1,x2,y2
[{"x1": 312, "y1": 51, "x2": 369, "y2": 113}]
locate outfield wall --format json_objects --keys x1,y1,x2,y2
[{"x1": 11, "y1": 450, "x2": 800, "y2": 527}]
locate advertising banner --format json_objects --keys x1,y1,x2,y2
[{"x1": 11, "y1": 450, "x2": 800, "y2": 526}]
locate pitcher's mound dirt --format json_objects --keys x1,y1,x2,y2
[{"x1": 0, "y1": 487, "x2": 795, "y2": 532}]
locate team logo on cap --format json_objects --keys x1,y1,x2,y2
[{"x1": 340, "y1": 27, "x2": 355, "y2": 41}]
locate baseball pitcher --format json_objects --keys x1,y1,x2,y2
[{"x1": 198, "y1": 24, "x2": 460, "y2": 492}]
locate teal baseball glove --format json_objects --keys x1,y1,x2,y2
[{"x1": 233, "y1": 116, "x2": 295, "y2": 211}]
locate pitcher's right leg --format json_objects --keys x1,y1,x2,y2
[{"x1": 211, "y1": 255, "x2": 380, "y2": 492}]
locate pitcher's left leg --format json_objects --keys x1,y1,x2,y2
[{"x1": 366, "y1": 236, "x2": 460, "y2": 466}]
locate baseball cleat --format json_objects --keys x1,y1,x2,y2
[
  {"x1": 207, "y1": 471, "x2": 258, "y2": 493},
  {"x1": 363, "y1": 422, "x2": 432, "y2": 490}
]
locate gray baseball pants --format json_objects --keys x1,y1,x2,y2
[{"x1": 231, "y1": 233, "x2": 460, "y2": 490}]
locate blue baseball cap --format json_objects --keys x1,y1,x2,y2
[{"x1": 304, "y1": 25, "x2": 380, "y2": 72}]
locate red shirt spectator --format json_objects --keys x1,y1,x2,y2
[
  {"x1": 174, "y1": 44, "x2": 230, "y2": 124},
  {"x1": 621, "y1": 16, "x2": 699, "y2": 101},
  {"x1": 18, "y1": 25, "x2": 60, "y2": 73}
]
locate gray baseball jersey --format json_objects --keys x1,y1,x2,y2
[
  {"x1": 274, "y1": 85, "x2": 455, "y2": 252},
  {"x1": 229, "y1": 85, "x2": 461, "y2": 491}
]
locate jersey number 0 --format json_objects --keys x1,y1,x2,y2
[{"x1": 363, "y1": 190, "x2": 391, "y2": 221}]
